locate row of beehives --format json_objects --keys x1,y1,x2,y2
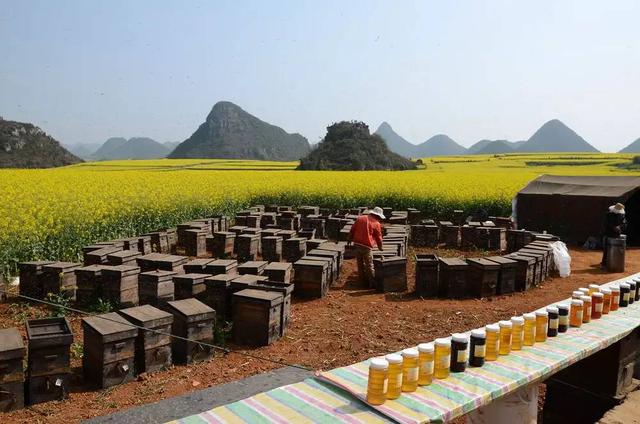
[{"x1": 414, "y1": 238, "x2": 557, "y2": 299}]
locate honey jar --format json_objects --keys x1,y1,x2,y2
[
  {"x1": 511, "y1": 316, "x2": 524, "y2": 350},
  {"x1": 628, "y1": 281, "x2": 636, "y2": 305},
  {"x1": 469, "y1": 329, "x2": 486, "y2": 367},
  {"x1": 557, "y1": 304, "x2": 569, "y2": 333},
  {"x1": 601, "y1": 288, "x2": 612, "y2": 314},
  {"x1": 485, "y1": 324, "x2": 500, "y2": 361},
  {"x1": 367, "y1": 358, "x2": 389, "y2": 405},
  {"x1": 450, "y1": 334, "x2": 468, "y2": 373},
  {"x1": 580, "y1": 295, "x2": 592, "y2": 323},
  {"x1": 610, "y1": 285, "x2": 620, "y2": 311},
  {"x1": 417, "y1": 343, "x2": 434, "y2": 386},
  {"x1": 401, "y1": 348, "x2": 419, "y2": 392},
  {"x1": 498, "y1": 321, "x2": 512, "y2": 355},
  {"x1": 434, "y1": 338, "x2": 451, "y2": 379},
  {"x1": 546, "y1": 306, "x2": 559, "y2": 337},
  {"x1": 620, "y1": 283, "x2": 630, "y2": 308},
  {"x1": 385, "y1": 354, "x2": 403, "y2": 399},
  {"x1": 523, "y1": 313, "x2": 536, "y2": 346},
  {"x1": 570, "y1": 299, "x2": 584, "y2": 327},
  {"x1": 535, "y1": 311, "x2": 548, "y2": 342},
  {"x1": 591, "y1": 292, "x2": 604, "y2": 319},
  {"x1": 588, "y1": 284, "x2": 600, "y2": 295}
]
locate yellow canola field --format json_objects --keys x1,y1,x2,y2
[{"x1": 0, "y1": 154, "x2": 638, "y2": 275}]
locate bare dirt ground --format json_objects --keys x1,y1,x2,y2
[{"x1": 1, "y1": 246, "x2": 638, "y2": 424}]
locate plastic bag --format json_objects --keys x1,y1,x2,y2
[{"x1": 551, "y1": 241, "x2": 571, "y2": 277}]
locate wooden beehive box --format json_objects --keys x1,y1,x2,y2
[
  {"x1": 25, "y1": 317, "x2": 73, "y2": 405},
  {"x1": 177, "y1": 222, "x2": 210, "y2": 247},
  {"x1": 203, "y1": 274, "x2": 235, "y2": 321},
  {"x1": 236, "y1": 234, "x2": 259, "y2": 262},
  {"x1": 276, "y1": 229, "x2": 296, "y2": 241},
  {"x1": 0, "y1": 328, "x2": 25, "y2": 412},
  {"x1": 107, "y1": 249, "x2": 142, "y2": 266},
  {"x1": 260, "y1": 228, "x2": 281, "y2": 238},
  {"x1": 514, "y1": 250, "x2": 544, "y2": 286},
  {"x1": 183, "y1": 229, "x2": 208, "y2": 258},
  {"x1": 460, "y1": 225, "x2": 478, "y2": 250},
  {"x1": 209, "y1": 231, "x2": 236, "y2": 258},
  {"x1": 522, "y1": 245, "x2": 553, "y2": 278},
  {"x1": 229, "y1": 225, "x2": 248, "y2": 250},
  {"x1": 293, "y1": 259, "x2": 329, "y2": 298},
  {"x1": 306, "y1": 238, "x2": 328, "y2": 251},
  {"x1": 260, "y1": 213, "x2": 277, "y2": 228},
  {"x1": 298, "y1": 228, "x2": 315, "y2": 240},
  {"x1": 74, "y1": 265, "x2": 104, "y2": 306},
  {"x1": 238, "y1": 261, "x2": 268, "y2": 276},
  {"x1": 165, "y1": 299, "x2": 216, "y2": 364},
  {"x1": 183, "y1": 258, "x2": 214, "y2": 274},
  {"x1": 307, "y1": 249, "x2": 340, "y2": 279},
  {"x1": 466, "y1": 258, "x2": 500, "y2": 298},
  {"x1": 485, "y1": 256, "x2": 518, "y2": 295},
  {"x1": 42, "y1": 262, "x2": 82, "y2": 300},
  {"x1": 138, "y1": 270, "x2": 176, "y2": 309},
  {"x1": 82, "y1": 313, "x2": 137, "y2": 388},
  {"x1": 415, "y1": 254, "x2": 439, "y2": 298},
  {"x1": 373, "y1": 256, "x2": 407, "y2": 293},
  {"x1": 440, "y1": 225, "x2": 460, "y2": 248},
  {"x1": 438, "y1": 258, "x2": 468, "y2": 299},
  {"x1": 156, "y1": 255, "x2": 187, "y2": 274},
  {"x1": 245, "y1": 214, "x2": 261, "y2": 228},
  {"x1": 118, "y1": 305, "x2": 173, "y2": 373},
  {"x1": 504, "y1": 252, "x2": 536, "y2": 292},
  {"x1": 145, "y1": 231, "x2": 170, "y2": 254},
  {"x1": 263, "y1": 262, "x2": 292, "y2": 284},
  {"x1": 231, "y1": 274, "x2": 268, "y2": 293},
  {"x1": 317, "y1": 242, "x2": 345, "y2": 271},
  {"x1": 136, "y1": 253, "x2": 170, "y2": 272},
  {"x1": 255, "y1": 281, "x2": 293, "y2": 335},
  {"x1": 283, "y1": 237, "x2": 307, "y2": 263},
  {"x1": 232, "y1": 289, "x2": 283, "y2": 346},
  {"x1": 173, "y1": 273, "x2": 209, "y2": 300},
  {"x1": 101, "y1": 265, "x2": 140, "y2": 307},
  {"x1": 300, "y1": 255, "x2": 335, "y2": 285},
  {"x1": 278, "y1": 216, "x2": 295, "y2": 231},
  {"x1": 18, "y1": 260, "x2": 55, "y2": 299},
  {"x1": 486, "y1": 227, "x2": 506, "y2": 251},
  {"x1": 261, "y1": 236, "x2": 283, "y2": 262},
  {"x1": 84, "y1": 246, "x2": 122, "y2": 265},
  {"x1": 204, "y1": 259, "x2": 238, "y2": 276},
  {"x1": 298, "y1": 206, "x2": 319, "y2": 216}
]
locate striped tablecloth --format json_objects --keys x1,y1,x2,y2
[
  {"x1": 318, "y1": 273, "x2": 640, "y2": 423},
  {"x1": 168, "y1": 378, "x2": 394, "y2": 424}
]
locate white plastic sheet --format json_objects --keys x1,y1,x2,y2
[
  {"x1": 467, "y1": 384, "x2": 539, "y2": 424},
  {"x1": 551, "y1": 240, "x2": 571, "y2": 277}
]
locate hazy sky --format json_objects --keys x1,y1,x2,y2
[{"x1": 1, "y1": 0, "x2": 639, "y2": 152}]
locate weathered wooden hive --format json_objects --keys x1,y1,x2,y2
[
  {"x1": 82, "y1": 313, "x2": 137, "y2": 388},
  {"x1": 232, "y1": 289, "x2": 283, "y2": 346},
  {"x1": 263, "y1": 262, "x2": 293, "y2": 284},
  {"x1": 293, "y1": 259, "x2": 329, "y2": 298},
  {"x1": 307, "y1": 249, "x2": 340, "y2": 280},
  {"x1": 18, "y1": 260, "x2": 55, "y2": 299},
  {"x1": 144, "y1": 231, "x2": 170, "y2": 254},
  {"x1": 183, "y1": 229, "x2": 208, "y2": 258},
  {"x1": 25, "y1": 317, "x2": 73, "y2": 405},
  {"x1": 236, "y1": 234, "x2": 260, "y2": 262},
  {"x1": 84, "y1": 246, "x2": 122, "y2": 265},
  {"x1": 438, "y1": 258, "x2": 468, "y2": 299},
  {"x1": 100, "y1": 264, "x2": 140, "y2": 307},
  {"x1": 136, "y1": 253, "x2": 170, "y2": 272},
  {"x1": 466, "y1": 258, "x2": 500, "y2": 298},
  {"x1": 238, "y1": 261, "x2": 268, "y2": 276},
  {"x1": 373, "y1": 256, "x2": 407, "y2": 293},
  {"x1": 300, "y1": 255, "x2": 335, "y2": 285},
  {"x1": 209, "y1": 231, "x2": 236, "y2": 258},
  {"x1": 485, "y1": 256, "x2": 518, "y2": 295},
  {"x1": 202, "y1": 274, "x2": 236, "y2": 321},
  {"x1": 41, "y1": 262, "x2": 82, "y2": 300},
  {"x1": 107, "y1": 249, "x2": 142, "y2": 266},
  {"x1": 118, "y1": 304, "x2": 173, "y2": 373},
  {"x1": 415, "y1": 254, "x2": 439, "y2": 298},
  {"x1": 261, "y1": 236, "x2": 283, "y2": 262},
  {"x1": 513, "y1": 250, "x2": 544, "y2": 286},
  {"x1": 138, "y1": 270, "x2": 176, "y2": 308},
  {"x1": 204, "y1": 259, "x2": 238, "y2": 276},
  {"x1": 173, "y1": 273, "x2": 209, "y2": 300},
  {"x1": 155, "y1": 255, "x2": 187, "y2": 274},
  {"x1": 0, "y1": 328, "x2": 25, "y2": 411},
  {"x1": 165, "y1": 299, "x2": 216, "y2": 364},
  {"x1": 183, "y1": 258, "x2": 215, "y2": 274},
  {"x1": 283, "y1": 237, "x2": 307, "y2": 263},
  {"x1": 504, "y1": 252, "x2": 536, "y2": 292},
  {"x1": 439, "y1": 224, "x2": 460, "y2": 248}
]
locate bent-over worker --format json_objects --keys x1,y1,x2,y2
[
  {"x1": 601, "y1": 202, "x2": 626, "y2": 268},
  {"x1": 348, "y1": 207, "x2": 384, "y2": 288}
]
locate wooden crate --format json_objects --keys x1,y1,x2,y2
[
  {"x1": 236, "y1": 234, "x2": 260, "y2": 262},
  {"x1": 82, "y1": 313, "x2": 136, "y2": 388},
  {"x1": 42, "y1": 262, "x2": 82, "y2": 300},
  {"x1": 136, "y1": 253, "x2": 170, "y2": 272},
  {"x1": 118, "y1": 305, "x2": 173, "y2": 373},
  {"x1": 466, "y1": 258, "x2": 500, "y2": 298},
  {"x1": 177, "y1": 222, "x2": 210, "y2": 247},
  {"x1": 373, "y1": 256, "x2": 407, "y2": 293},
  {"x1": 246, "y1": 214, "x2": 261, "y2": 228},
  {"x1": 165, "y1": 299, "x2": 216, "y2": 364},
  {"x1": 440, "y1": 225, "x2": 460, "y2": 248},
  {"x1": 107, "y1": 249, "x2": 142, "y2": 266},
  {"x1": 156, "y1": 255, "x2": 187, "y2": 274},
  {"x1": 300, "y1": 255, "x2": 335, "y2": 285},
  {"x1": 415, "y1": 254, "x2": 439, "y2": 298},
  {"x1": 18, "y1": 261, "x2": 55, "y2": 299},
  {"x1": 410, "y1": 225, "x2": 438, "y2": 247},
  {"x1": 298, "y1": 228, "x2": 315, "y2": 240},
  {"x1": 138, "y1": 270, "x2": 176, "y2": 309},
  {"x1": 438, "y1": 258, "x2": 468, "y2": 299},
  {"x1": 254, "y1": 281, "x2": 294, "y2": 336},
  {"x1": 306, "y1": 249, "x2": 340, "y2": 280},
  {"x1": 283, "y1": 238, "x2": 307, "y2": 263},
  {"x1": 173, "y1": 273, "x2": 209, "y2": 300},
  {"x1": 504, "y1": 253, "x2": 536, "y2": 292},
  {"x1": 84, "y1": 246, "x2": 122, "y2": 265},
  {"x1": 277, "y1": 229, "x2": 297, "y2": 240},
  {"x1": 204, "y1": 259, "x2": 238, "y2": 276},
  {"x1": 232, "y1": 289, "x2": 283, "y2": 346},
  {"x1": 261, "y1": 236, "x2": 283, "y2": 262},
  {"x1": 263, "y1": 262, "x2": 292, "y2": 284},
  {"x1": 101, "y1": 265, "x2": 140, "y2": 308},
  {"x1": 136, "y1": 235, "x2": 153, "y2": 255},
  {"x1": 485, "y1": 256, "x2": 517, "y2": 295},
  {"x1": 25, "y1": 317, "x2": 73, "y2": 405},
  {"x1": 203, "y1": 274, "x2": 235, "y2": 321},
  {"x1": 74, "y1": 265, "x2": 104, "y2": 306},
  {"x1": 298, "y1": 206, "x2": 319, "y2": 216},
  {"x1": 183, "y1": 229, "x2": 208, "y2": 258},
  {"x1": 306, "y1": 238, "x2": 327, "y2": 251},
  {"x1": 229, "y1": 225, "x2": 248, "y2": 253},
  {"x1": 0, "y1": 328, "x2": 25, "y2": 412},
  {"x1": 144, "y1": 231, "x2": 169, "y2": 254},
  {"x1": 293, "y1": 259, "x2": 329, "y2": 298},
  {"x1": 183, "y1": 258, "x2": 214, "y2": 274},
  {"x1": 316, "y1": 242, "x2": 346, "y2": 271},
  {"x1": 209, "y1": 231, "x2": 236, "y2": 258},
  {"x1": 522, "y1": 245, "x2": 553, "y2": 279},
  {"x1": 238, "y1": 261, "x2": 268, "y2": 276},
  {"x1": 231, "y1": 274, "x2": 268, "y2": 293},
  {"x1": 460, "y1": 225, "x2": 478, "y2": 250},
  {"x1": 514, "y1": 250, "x2": 544, "y2": 286}
]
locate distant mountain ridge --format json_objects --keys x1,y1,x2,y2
[
  {"x1": 0, "y1": 118, "x2": 82, "y2": 168},
  {"x1": 516, "y1": 119, "x2": 598, "y2": 153},
  {"x1": 169, "y1": 101, "x2": 310, "y2": 161},
  {"x1": 92, "y1": 137, "x2": 171, "y2": 160},
  {"x1": 374, "y1": 122, "x2": 418, "y2": 157},
  {"x1": 619, "y1": 137, "x2": 640, "y2": 154},
  {"x1": 374, "y1": 123, "x2": 466, "y2": 158}
]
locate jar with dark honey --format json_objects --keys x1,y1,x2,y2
[
  {"x1": 591, "y1": 292, "x2": 604, "y2": 319},
  {"x1": 634, "y1": 278, "x2": 640, "y2": 302},
  {"x1": 546, "y1": 306, "x2": 559, "y2": 337},
  {"x1": 450, "y1": 334, "x2": 468, "y2": 373},
  {"x1": 469, "y1": 329, "x2": 486, "y2": 367},
  {"x1": 620, "y1": 283, "x2": 631, "y2": 307},
  {"x1": 557, "y1": 304, "x2": 569, "y2": 333},
  {"x1": 627, "y1": 281, "x2": 636, "y2": 305}
]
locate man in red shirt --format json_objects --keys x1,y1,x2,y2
[{"x1": 348, "y1": 207, "x2": 384, "y2": 288}]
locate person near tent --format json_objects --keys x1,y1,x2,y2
[
  {"x1": 601, "y1": 203, "x2": 626, "y2": 268},
  {"x1": 347, "y1": 207, "x2": 384, "y2": 288}
]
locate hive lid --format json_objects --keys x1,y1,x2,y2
[
  {"x1": 140, "y1": 270, "x2": 177, "y2": 281},
  {"x1": 415, "y1": 254, "x2": 438, "y2": 262},
  {"x1": 173, "y1": 273, "x2": 210, "y2": 283},
  {"x1": 204, "y1": 274, "x2": 235, "y2": 288},
  {"x1": 165, "y1": 298, "x2": 216, "y2": 322},
  {"x1": 285, "y1": 237, "x2": 307, "y2": 243},
  {"x1": 238, "y1": 261, "x2": 268, "y2": 270},
  {"x1": 255, "y1": 281, "x2": 294, "y2": 295},
  {"x1": 485, "y1": 256, "x2": 517, "y2": 266},
  {"x1": 138, "y1": 253, "x2": 170, "y2": 261},
  {"x1": 307, "y1": 249, "x2": 339, "y2": 258},
  {"x1": 43, "y1": 262, "x2": 82, "y2": 272},
  {"x1": 294, "y1": 259, "x2": 329, "y2": 269},
  {"x1": 108, "y1": 250, "x2": 142, "y2": 259},
  {"x1": 373, "y1": 256, "x2": 406, "y2": 265},
  {"x1": 185, "y1": 259, "x2": 215, "y2": 267},
  {"x1": 208, "y1": 259, "x2": 238, "y2": 268},
  {"x1": 87, "y1": 246, "x2": 121, "y2": 257},
  {"x1": 118, "y1": 304, "x2": 173, "y2": 328},
  {"x1": 504, "y1": 253, "x2": 536, "y2": 264},
  {"x1": 18, "y1": 260, "x2": 56, "y2": 269},
  {"x1": 317, "y1": 242, "x2": 346, "y2": 253},
  {"x1": 233, "y1": 288, "x2": 284, "y2": 306},
  {"x1": 101, "y1": 264, "x2": 140, "y2": 276},
  {"x1": 237, "y1": 233, "x2": 260, "y2": 240},
  {"x1": 232, "y1": 274, "x2": 269, "y2": 284},
  {"x1": 438, "y1": 257, "x2": 468, "y2": 266},
  {"x1": 214, "y1": 231, "x2": 236, "y2": 237},
  {"x1": 466, "y1": 258, "x2": 500, "y2": 269},
  {"x1": 0, "y1": 327, "x2": 25, "y2": 360},
  {"x1": 82, "y1": 312, "x2": 138, "y2": 341},
  {"x1": 264, "y1": 262, "x2": 293, "y2": 271},
  {"x1": 75, "y1": 264, "x2": 106, "y2": 274},
  {"x1": 26, "y1": 317, "x2": 74, "y2": 348},
  {"x1": 157, "y1": 255, "x2": 188, "y2": 264}
]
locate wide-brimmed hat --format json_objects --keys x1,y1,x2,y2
[
  {"x1": 609, "y1": 203, "x2": 625, "y2": 214},
  {"x1": 366, "y1": 206, "x2": 386, "y2": 220}
]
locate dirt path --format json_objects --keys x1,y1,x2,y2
[{"x1": 2, "y1": 247, "x2": 638, "y2": 423}]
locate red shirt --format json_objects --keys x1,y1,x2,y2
[{"x1": 349, "y1": 215, "x2": 383, "y2": 249}]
